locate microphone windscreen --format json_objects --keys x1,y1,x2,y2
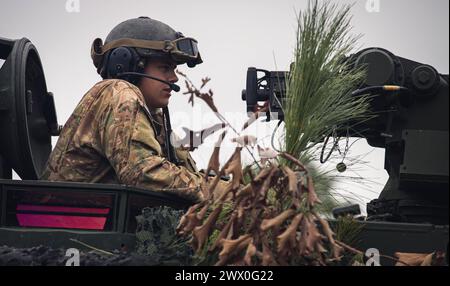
[{"x1": 171, "y1": 83, "x2": 181, "y2": 92}]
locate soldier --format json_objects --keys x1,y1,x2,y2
[{"x1": 41, "y1": 17, "x2": 220, "y2": 202}]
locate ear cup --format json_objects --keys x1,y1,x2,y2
[
  {"x1": 106, "y1": 47, "x2": 134, "y2": 77},
  {"x1": 104, "y1": 47, "x2": 143, "y2": 85}
]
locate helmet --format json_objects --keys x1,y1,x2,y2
[{"x1": 91, "y1": 16, "x2": 202, "y2": 80}]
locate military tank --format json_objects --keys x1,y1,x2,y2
[
  {"x1": 0, "y1": 36, "x2": 448, "y2": 265},
  {"x1": 241, "y1": 47, "x2": 449, "y2": 265},
  {"x1": 0, "y1": 37, "x2": 192, "y2": 255}
]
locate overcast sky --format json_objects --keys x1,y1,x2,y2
[{"x1": 1, "y1": 0, "x2": 448, "y2": 210}]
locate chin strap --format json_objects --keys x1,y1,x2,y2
[{"x1": 162, "y1": 106, "x2": 180, "y2": 165}]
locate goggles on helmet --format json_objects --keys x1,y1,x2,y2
[{"x1": 91, "y1": 37, "x2": 202, "y2": 67}]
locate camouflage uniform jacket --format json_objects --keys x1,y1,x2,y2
[{"x1": 41, "y1": 79, "x2": 204, "y2": 202}]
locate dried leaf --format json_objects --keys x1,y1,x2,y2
[
  {"x1": 205, "y1": 130, "x2": 227, "y2": 180},
  {"x1": 210, "y1": 212, "x2": 237, "y2": 251},
  {"x1": 315, "y1": 214, "x2": 342, "y2": 260},
  {"x1": 196, "y1": 202, "x2": 210, "y2": 221},
  {"x1": 179, "y1": 72, "x2": 218, "y2": 112},
  {"x1": 307, "y1": 176, "x2": 322, "y2": 207},
  {"x1": 298, "y1": 231, "x2": 307, "y2": 256},
  {"x1": 201, "y1": 77, "x2": 211, "y2": 89},
  {"x1": 301, "y1": 215, "x2": 322, "y2": 254},
  {"x1": 216, "y1": 234, "x2": 252, "y2": 266},
  {"x1": 420, "y1": 253, "x2": 434, "y2": 266},
  {"x1": 204, "y1": 175, "x2": 222, "y2": 201},
  {"x1": 237, "y1": 205, "x2": 245, "y2": 220},
  {"x1": 188, "y1": 94, "x2": 194, "y2": 106},
  {"x1": 178, "y1": 212, "x2": 200, "y2": 235},
  {"x1": 258, "y1": 167, "x2": 279, "y2": 199},
  {"x1": 261, "y1": 209, "x2": 295, "y2": 231},
  {"x1": 236, "y1": 183, "x2": 253, "y2": 199},
  {"x1": 394, "y1": 252, "x2": 440, "y2": 266},
  {"x1": 225, "y1": 220, "x2": 235, "y2": 240},
  {"x1": 277, "y1": 213, "x2": 303, "y2": 254},
  {"x1": 253, "y1": 166, "x2": 274, "y2": 183},
  {"x1": 175, "y1": 69, "x2": 186, "y2": 77},
  {"x1": 220, "y1": 147, "x2": 242, "y2": 172},
  {"x1": 224, "y1": 148, "x2": 243, "y2": 189},
  {"x1": 177, "y1": 202, "x2": 204, "y2": 234},
  {"x1": 244, "y1": 239, "x2": 257, "y2": 265},
  {"x1": 215, "y1": 181, "x2": 234, "y2": 202},
  {"x1": 199, "y1": 92, "x2": 218, "y2": 112},
  {"x1": 262, "y1": 240, "x2": 278, "y2": 266},
  {"x1": 280, "y1": 152, "x2": 307, "y2": 172},
  {"x1": 192, "y1": 204, "x2": 223, "y2": 253},
  {"x1": 281, "y1": 165, "x2": 298, "y2": 194},
  {"x1": 315, "y1": 242, "x2": 328, "y2": 254}
]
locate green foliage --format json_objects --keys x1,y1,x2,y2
[
  {"x1": 172, "y1": 0, "x2": 374, "y2": 266},
  {"x1": 281, "y1": 0, "x2": 372, "y2": 212},
  {"x1": 135, "y1": 206, "x2": 193, "y2": 265},
  {"x1": 284, "y1": 0, "x2": 369, "y2": 158},
  {"x1": 333, "y1": 215, "x2": 364, "y2": 246}
]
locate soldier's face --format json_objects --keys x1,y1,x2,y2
[{"x1": 139, "y1": 58, "x2": 178, "y2": 108}]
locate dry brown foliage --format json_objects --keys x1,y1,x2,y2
[{"x1": 177, "y1": 143, "x2": 350, "y2": 265}]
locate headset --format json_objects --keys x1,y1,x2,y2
[
  {"x1": 102, "y1": 46, "x2": 180, "y2": 91},
  {"x1": 102, "y1": 46, "x2": 181, "y2": 164}
]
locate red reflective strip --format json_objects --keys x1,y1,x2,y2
[
  {"x1": 17, "y1": 214, "x2": 107, "y2": 230},
  {"x1": 17, "y1": 204, "x2": 109, "y2": 215}
]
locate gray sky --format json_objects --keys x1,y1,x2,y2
[{"x1": 1, "y1": 0, "x2": 448, "y2": 209}]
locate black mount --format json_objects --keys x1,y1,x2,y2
[
  {"x1": 0, "y1": 37, "x2": 60, "y2": 180},
  {"x1": 242, "y1": 47, "x2": 449, "y2": 225}
]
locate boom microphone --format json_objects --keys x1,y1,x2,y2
[{"x1": 117, "y1": 72, "x2": 181, "y2": 92}]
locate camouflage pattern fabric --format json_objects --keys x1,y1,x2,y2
[{"x1": 41, "y1": 79, "x2": 217, "y2": 202}]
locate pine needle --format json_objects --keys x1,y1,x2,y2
[{"x1": 282, "y1": 0, "x2": 372, "y2": 212}]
